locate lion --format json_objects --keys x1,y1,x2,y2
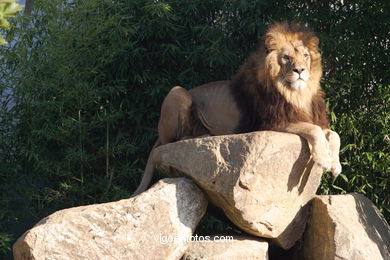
[{"x1": 132, "y1": 22, "x2": 342, "y2": 196}]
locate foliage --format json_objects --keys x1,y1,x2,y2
[
  {"x1": 0, "y1": 0, "x2": 388, "y2": 257},
  {"x1": 0, "y1": 0, "x2": 23, "y2": 45}
]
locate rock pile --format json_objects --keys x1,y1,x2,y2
[{"x1": 13, "y1": 132, "x2": 390, "y2": 260}]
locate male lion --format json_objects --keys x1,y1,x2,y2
[{"x1": 132, "y1": 22, "x2": 342, "y2": 196}]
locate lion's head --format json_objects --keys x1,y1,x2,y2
[
  {"x1": 256, "y1": 22, "x2": 323, "y2": 111},
  {"x1": 231, "y1": 22, "x2": 328, "y2": 131}
]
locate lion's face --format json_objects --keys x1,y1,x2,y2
[
  {"x1": 278, "y1": 42, "x2": 311, "y2": 91},
  {"x1": 261, "y1": 23, "x2": 322, "y2": 96}
]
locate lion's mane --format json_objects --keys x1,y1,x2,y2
[{"x1": 230, "y1": 22, "x2": 329, "y2": 133}]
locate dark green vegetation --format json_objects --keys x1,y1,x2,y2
[{"x1": 0, "y1": 0, "x2": 389, "y2": 257}]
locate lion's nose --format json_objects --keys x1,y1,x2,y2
[{"x1": 293, "y1": 68, "x2": 305, "y2": 74}]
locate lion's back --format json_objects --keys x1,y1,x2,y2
[{"x1": 189, "y1": 81, "x2": 241, "y2": 135}]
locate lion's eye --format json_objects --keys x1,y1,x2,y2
[
  {"x1": 304, "y1": 53, "x2": 310, "y2": 59},
  {"x1": 283, "y1": 55, "x2": 290, "y2": 62}
]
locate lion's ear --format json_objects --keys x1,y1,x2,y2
[{"x1": 308, "y1": 36, "x2": 319, "y2": 51}]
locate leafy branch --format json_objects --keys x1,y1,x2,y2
[{"x1": 0, "y1": 0, "x2": 23, "y2": 45}]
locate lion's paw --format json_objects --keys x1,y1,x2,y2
[
  {"x1": 313, "y1": 153, "x2": 332, "y2": 172},
  {"x1": 331, "y1": 161, "x2": 342, "y2": 178}
]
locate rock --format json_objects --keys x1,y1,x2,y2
[
  {"x1": 13, "y1": 178, "x2": 208, "y2": 260},
  {"x1": 182, "y1": 235, "x2": 269, "y2": 260},
  {"x1": 298, "y1": 193, "x2": 390, "y2": 260},
  {"x1": 154, "y1": 131, "x2": 323, "y2": 249}
]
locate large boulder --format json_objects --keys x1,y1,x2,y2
[
  {"x1": 13, "y1": 178, "x2": 207, "y2": 260},
  {"x1": 182, "y1": 235, "x2": 269, "y2": 260},
  {"x1": 298, "y1": 193, "x2": 390, "y2": 260},
  {"x1": 154, "y1": 131, "x2": 323, "y2": 249}
]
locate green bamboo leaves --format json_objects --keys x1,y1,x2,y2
[{"x1": 0, "y1": 0, "x2": 23, "y2": 45}]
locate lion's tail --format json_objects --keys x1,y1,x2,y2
[{"x1": 131, "y1": 139, "x2": 161, "y2": 197}]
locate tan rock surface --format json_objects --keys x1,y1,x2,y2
[
  {"x1": 182, "y1": 235, "x2": 269, "y2": 260},
  {"x1": 154, "y1": 131, "x2": 323, "y2": 249},
  {"x1": 299, "y1": 193, "x2": 390, "y2": 260},
  {"x1": 13, "y1": 178, "x2": 208, "y2": 260}
]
